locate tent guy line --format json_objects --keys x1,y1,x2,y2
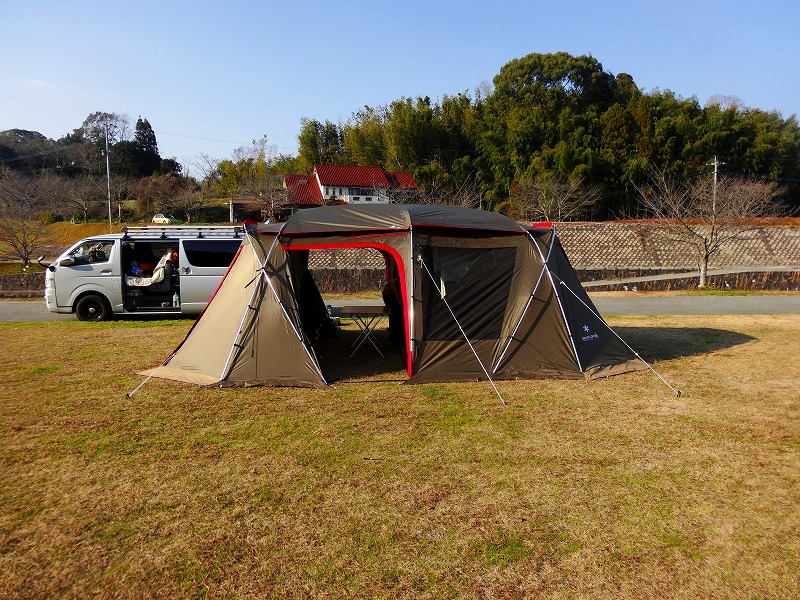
[
  {"x1": 417, "y1": 253, "x2": 506, "y2": 406},
  {"x1": 555, "y1": 277, "x2": 681, "y2": 397}
]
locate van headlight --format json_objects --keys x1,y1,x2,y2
[{"x1": 45, "y1": 277, "x2": 54, "y2": 289}]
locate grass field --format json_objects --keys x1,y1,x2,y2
[{"x1": 0, "y1": 314, "x2": 798, "y2": 598}]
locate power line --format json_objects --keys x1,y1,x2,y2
[{"x1": 0, "y1": 140, "x2": 89, "y2": 164}]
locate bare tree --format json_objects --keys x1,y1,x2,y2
[
  {"x1": 634, "y1": 165, "x2": 786, "y2": 287},
  {"x1": 413, "y1": 178, "x2": 482, "y2": 208},
  {"x1": 165, "y1": 188, "x2": 207, "y2": 223},
  {"x1": 64, "y1": 175, "x2": 104, "y2": 222},
  {"x1": 242, "y1": 173, "x2": 292, "y2": 222},
  {"x1": 136, "y1": 173, "x2": 177, "y2": 217},
  {"x1": 80, "y1": 112, "x2": 131, "y2": 145},
  {"x1": 0, "y1": 168, "x2": 53, "y2": 267},
  {"x1": 508, "y1": 175, "x2": 600, "y2": 222}
]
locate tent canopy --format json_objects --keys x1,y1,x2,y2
[{"x1": 146, "y1": 205, "x2": 645, "y2": 388}]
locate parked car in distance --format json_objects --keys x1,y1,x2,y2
[{"x1": 152, "y1": 214, "x2": 175, "y2": 224}]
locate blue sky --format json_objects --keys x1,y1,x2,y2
[{"x1": 2, "y1": 0, "x2": 797, "y2": 174}]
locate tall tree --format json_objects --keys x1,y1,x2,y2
[
  {"x1": 133, "y1": 117, "x2": 161, "y2": 175},
  {"x1": 342, "y1": 108, "x2": 384, "y2": 167},
  {"x1": 298, "y1": 119, "x2": 347, "y2": 170}
]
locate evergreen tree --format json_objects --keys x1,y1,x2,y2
[{"x1": 133, "y1": 117, "x2": 161, "y2": 176}]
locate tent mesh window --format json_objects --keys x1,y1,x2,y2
[{"x1": 420, "y1": 246, "x2": 516, "y2": 341}]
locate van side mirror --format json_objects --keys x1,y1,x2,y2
[{"x1": 59, "y1": 257, "x2": 75, "y2": 267}]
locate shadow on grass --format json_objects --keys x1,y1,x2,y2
[
  {"x1": 316, "y1": 325, "x2": 756, "y2": 382},
  {"x1": 613, "y1": 327, "x2": 755, "y2": 362}
]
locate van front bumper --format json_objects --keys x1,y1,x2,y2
[{"x1": 44, "y1": 288, "x2": 70, "y2": 314}]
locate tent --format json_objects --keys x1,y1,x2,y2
[{"x1": 144, "y1": 204, "x2": 646, "y2": 389}]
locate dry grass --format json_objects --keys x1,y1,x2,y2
[{"x1": 0, "y1": 315, "x2": 798, "y2": 598}]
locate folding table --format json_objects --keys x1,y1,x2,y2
[{"x1": 339, "y1": 305, "x2": 391, "y2": 357}]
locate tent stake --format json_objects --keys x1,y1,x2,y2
[
  {"x1": 125, "y1": 348, "x2": 179, "y2": 398},
  {"x1": 417, "y1": 255, "x2": 506, "y2": 406},
  {"x1": 555, "y1": 278, "x2": 681, "y2": 397}
]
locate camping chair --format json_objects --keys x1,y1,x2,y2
[{"x1": 125, "y1": 252, "x2": 173, "y2": 292}]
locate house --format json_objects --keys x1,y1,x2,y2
[{"x1": 284, "y1": 165, "x2": 416, "y2": 207}]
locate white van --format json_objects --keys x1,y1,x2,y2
[{"x1": 44, "y1": 225, "x2": 244, "y2": 321}]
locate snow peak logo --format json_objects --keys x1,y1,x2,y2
[{"x1": 581, "y1": 325, "x2": 599, "y2": 342}]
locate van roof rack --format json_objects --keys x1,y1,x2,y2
[{"x1": 121, "y1": 225, "x2": 244, "y2": 240}]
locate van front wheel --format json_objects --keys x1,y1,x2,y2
[{"x1": 75, "y1": 294, "x2": 112, "y2": 322}]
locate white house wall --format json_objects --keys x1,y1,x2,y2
[{"x1": 315, "y1": 177, "x2": 390, "y2": 204}]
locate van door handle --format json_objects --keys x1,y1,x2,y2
[
  {"x1": 182, "y1": 267, "x2": 191, "y2": 275},
  {"x1": 100, "y1": 269, "x2": 112, "y2": 274}
]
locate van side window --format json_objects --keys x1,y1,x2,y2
[{"x1": 181, "y1": 240, "x2": 241, "y2": 267}]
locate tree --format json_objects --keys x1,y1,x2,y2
[
  {"x1": 165, "y1": 186, "x2": 206, "y2": 223},
  {"x1": 298, "y1": 119, "x2": 348, "y2": 170},
  {"x1": 0, "y1": 168, "x2": 54, "y2": 267},
  {"x1": 131, "y1": 117, "x2": 161, "y2": 175},
  {"x1": 634, "y1": 164, "x2": 787, "y2": 287},
  {"x1": 136, "y1": 173, "x2": 186, "y2": 217},
  {"x1": 342, "y1": 109, "x2": 384, "y2": 167},
  {"x1": 64, "y1": 175, "x2": 105, "y2": 222},
  {"x1": 112, "y1": 117, "x2": 162, "y2": 177},
  {"x1": 79, "y1": 112, "x2": 130, "y2": 145},
  {"x1": 506, "y1": 175, "x2": 601, "y2": 222},
  {"x1": 413, "y1": 171, "x2": 481, "y2": 208},
  {"x1": 0, "y1": 130, "x2": 57, "y2": 173}
]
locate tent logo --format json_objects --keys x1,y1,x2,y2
[{"x1": 581, "y1": 325, "x2": 600, "y2": 342}]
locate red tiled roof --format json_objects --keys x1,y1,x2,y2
[
  {"x1": 387, "y1": 171, "x2": 417, "y2": 189},
  {"x1": 314, "y1": 165, "x2": 391, "y2": 187},
  {"x1": 284, "y1": 174, "x2": 323, "y2": 206}
]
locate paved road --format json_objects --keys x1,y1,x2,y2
[{"x1": 2, "y1": 295, "x2": 798, "y2": 323}]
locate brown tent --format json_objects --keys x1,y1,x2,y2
[{"x1": 144, "y1": 205, "x2": 645, "y2": 388}]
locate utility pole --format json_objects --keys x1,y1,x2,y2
[
  {"x1": 105, "y1": 123, "x2": 113, "y2": 231},
  {"x1": 707, "y1": 155, "x2": 725, "y2": 216}
]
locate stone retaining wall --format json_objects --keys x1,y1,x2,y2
[
  {"x1": 4, "y1": 223, "x2": 798, "y2": 297},
  {"x1": 3, "y1": 267, "x2": 799, "y2": 298},
  {"x1": 308, "y1": 268, "x2": 800, "y2": 293},
  {"x1": 0, "y1": 273, "x2": 45, "y2": 298}
]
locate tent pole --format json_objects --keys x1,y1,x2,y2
[
  {"x1": 553, "y1": 275, "x2": 681, "y2": 397},
  {"x1": 494, "y1": 230, "x2": 558, "y2": 372},
  {"x1": 417, "y1": 254, "x2": 506, "y2": 406},
  {"x1": 408, "y1": 226, "x2": 416, "y2": 370},
  {"x1": 217, "y1": 232, "x2": 282, "y2": 381},
  {"x1": 220, "y1": 269, "x2": 265, "y2": 381},
  {"x1": 529, "y1": 226, "x2": 585, "y2": 373},
  {"x1": 249, "y1": 233, "x2": 328, "y2": 384}
]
